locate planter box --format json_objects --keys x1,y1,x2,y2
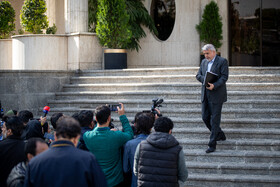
[
  {"x1": 104, "y1": 49, "x2": 127, "y2": 69},
  {"x1": 12, "y1": 34, "x2": 68, "y2": 70},
  {"x1": 0, "y1": 39, "x2": 12, "y2": 69}
]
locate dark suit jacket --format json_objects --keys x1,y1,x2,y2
[
  {"x1": 0, "y1": 135, "x2": 26, "y2": 187},
  {"x1": 196, "y1": 55, "x2": 229, "y2": 103},
  {"x1": 24, "y1": 140, "x2": 107, "y2": 187}
]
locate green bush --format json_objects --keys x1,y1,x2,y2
[
  {"x1": 0, "y1": 1, "x2": 16, "y2": 39},
  {"x1": 125, "y1": 0, "x2": 157, "y2": 51},
  {"x1": 196, "y1": 1, "x2": 223, "y2": 49},
  {"x1": 20, "y1": 0, "x2": 49, "y2": 34},
  {"x1": 89, "y1": 0, "x2": 157, "y2": 51},
  {"x1": 96, "y1": 0, "x2": 132, "y2": 49},
  {"x1": 46, "y1": 24, "x2": 57, "y2": 34}
]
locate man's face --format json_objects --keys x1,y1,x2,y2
[
  {"x1": 203, "y1": 49, "x2": 216, "y2": 61},
  {"x1": 1, "y1": 123, "x2": 9, "y2": 139}
]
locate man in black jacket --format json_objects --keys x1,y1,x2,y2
[
  {"x1": 7, "y1": 138, "x2": 48, "y2": 187},
  {"x1": 0, "y1": 116, "x2": 26, "y2": 187},
  {"x1": 134, "y1": 117, "x2": 188, "y2": 187},
  {"x1": 24, "y1": 116, "x2": 107, "y2": 187}
]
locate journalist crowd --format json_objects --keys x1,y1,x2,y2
[{"x1": 0, "y1": 103, "x2": 188, "y2": 187}]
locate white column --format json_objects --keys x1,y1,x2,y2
[{"x1": 65, "y1": 0, "x2": 88, "y2": 33}]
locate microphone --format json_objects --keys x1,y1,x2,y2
[{"x1": 43, "y1": 106, "x2": 50, "y2": 117}]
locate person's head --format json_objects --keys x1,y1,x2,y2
[
  {"x1": 154, "y1": 117, "x2": 174, "y2": 134},
  {"x1": 17, "y1": 110, "x2": 33, "y2": 125},
  {"x1": 50, "y1": 113, "x2": 63, "y2": 130},
  {"x1": 71, "y1": 112, "x2": 79, "y2": 121},
  {"x1": 3, "y1": 116, "x2": 24, "y2": 138},
  {"x1": 77, "y1": 110, "x2": 94, "y2": 128},
  {"x1": 134, "y1": 113, "x2": 154, "y2": 135},
  {"x1": 5, "y1": 109, "x2": 17, "y2": 117},
  {"x1": 95, "y1": 105, "x2": 111, "y2": 126},
  {"x1": 202, "y1": 44, "x2": 216, "y2": 61},
  {"x1": 25, "y1": 137, "x2": 48, "y2": 162},
  {"x1": 55, "y1": 116, "x2": 81, "y2": 146},
  {"x1": 42, "y1": 122, "x2": 49, "y2": 134},
  {"x1": 25, "y1": 120, "x2": 44, "y2": 140}
]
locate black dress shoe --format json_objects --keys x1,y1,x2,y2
[
  {"x1": 206, "y1": 147, "x2": 216, "y2": 153},
  {"x1": 216, "y1": 134, "x2": 226, "y2": 141}
]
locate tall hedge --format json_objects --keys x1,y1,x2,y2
[
  {"x1": 96, "y1": 0, "x2": 132, "y2": 49},
  {"x1": 196, "y1": 1, "x2": 223, "y2": 49},
  {"x1": 0, "y1": 1, "x2": 15, "y2": 39},
  {"x1": 20, "y1": 0, "x2": 49, "y2": 34}
]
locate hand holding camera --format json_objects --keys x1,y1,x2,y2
[{"x1": 117, "y1": 103, "x2": 125, "y2": 116}]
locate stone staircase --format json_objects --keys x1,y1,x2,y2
[{"x1": 46, "y1": 67, "x2": 280, "y2": 187}]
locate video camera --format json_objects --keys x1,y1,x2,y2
[{"x1": 143, "y1": 98, "x2": 164, "y2": 117}]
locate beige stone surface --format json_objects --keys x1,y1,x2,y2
[
  {"x1": 128, "y1": 0, "x2": 229, "y2": 68},
  {"x1": 0, "y1": 39, "x2": 12, "y2": 69},
  {"x1": 46, "y1": 0, "x2": 65, "y2": 34},
  {"x1": 12, "y1": 35, "x2": 68, "y2": 70}
]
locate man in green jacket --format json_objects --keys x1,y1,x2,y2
[{"x1": 84, "y1": 103, "x2": 134, "y2": 187}]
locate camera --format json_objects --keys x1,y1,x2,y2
[
  {"x1": 143, "y1": 98, "x2": 164, "y2": 117},
  {"x1": 108, "y1": 104, "x2": 121, "y2": 111}
]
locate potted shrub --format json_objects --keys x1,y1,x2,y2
[
  {"x1": 96, "y1": 0, "x2": 132, "y2": 69},
  {"x1": 20, "y1": 0, "x2": 49, "y2": 34},
  {"x1": 196, "y1": 1, "x2": 223, "y2": 61},
  {"x1": 0, "y1": 1, "x2": 15, "y2": 39}
]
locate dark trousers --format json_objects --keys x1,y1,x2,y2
[{"x1": 202, "y1": 90, "x2": 225, "y2": 148}]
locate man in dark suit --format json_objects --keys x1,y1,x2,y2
[
  {"x1": 196, "y1": 44, "x2": 228, "y2": 153},
  {"x1": 24, "y1": 116, "x2": 107, "y2": 187}
]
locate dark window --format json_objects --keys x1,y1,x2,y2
[
  {"x1": 229, "y1": 0, "x2": 280, "y2": 66},
  {"x1": 150, "y1": 0, "x2": 176, "y2": 41}
]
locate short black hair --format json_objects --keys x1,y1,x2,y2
[
  {"x1": 77, "y1": 110, "x2": 94, "y2": 127},
  {"x1": 56, "y1": 116, "x2": 81, "y2": 139},
  {"x1": 25, "y1": 120, "x2": 44, "y2": 140},
  {"x1": 71, "y1": 113, "x2": 79, "y2": 121},
  {"x1": 25, "y1": 137, "x2": 46, "y2": 156},
  {"x1": 18, "y1": 110, "x2": 33, "y2": 124},
  {"x1": 50, "y1": 113, "x2": 63, "y2": 130},
  {"x1": 6, "y1": 116, "x2": 24, "y2": 137},
  {"x1": 135, "y1": 113, "x2": 154, "y2": 135},
  {"x1": 95, "y1": 105, "x2": 111, "y2": 125},
  {"x1": 154, "y1": 117, "x2": 174, "y2": 133}
]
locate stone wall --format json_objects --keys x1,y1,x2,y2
[
  {"x1": 0, "y1": 70, "x2": 75, "y2": 116},
  {"x1": 127, "y1": 0, "x2": 229, "y2": 68},
  {"x1": 0, "y1": 39, "x2": 12, "y2": 69}
]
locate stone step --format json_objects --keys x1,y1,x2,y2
[
  {"x1": 177, "y1": 139, "x2": 280, "y2": 151},
  {"x1": 49, "y1": 107, "x2": 280, "y2": 119},
  {"x1": 185, "y1": 173, "x2": 280, "y2": 187},
  {"x1": 78, "y1": 67, "x2": 280, "y2": 76},
  {"x1": 173, "y1": 127, "x2": 280, "y2": 140},
  {"x1": 54, "y1": 90, "x2": 280, "y2": 100},
  {"x1": 186, "y1": 161, "x2": 280, "y2": 175},
  {"x1": 108, "y1": 117, "x2": 280, "y2": 129},
  {"x1": 70, "y1": 74, "x2": 280, "y2": 84},
  {"x1": 184, "y1": 149, "x2": 280, "y2": 163},
  {"x1": 63, "y1": 82, "x2": 280, "y2": 92},
  {"x1": 48, "y1": 99, "x2": 280, "y2": 109}
]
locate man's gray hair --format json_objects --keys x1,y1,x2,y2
[{"x1": 202, "y1": 44, "x2": 216, "y2": 52}]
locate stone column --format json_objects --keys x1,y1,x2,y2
[{"x1": 65, "y1": 0, "x2": 88, "y2": 33}]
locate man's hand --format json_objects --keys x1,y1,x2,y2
[
  {"x1": 206, "y1": 83, "x2": 214, "y2": 90},
  {"x1": 40, "y1": 116, "x2": 47, "y2": 126},
  {"x1": 154, "y1": 108, "x2": 161, "y2": 120},
  {"x1": 117, "y1": 103, "x2": 125, "y2": 116}
]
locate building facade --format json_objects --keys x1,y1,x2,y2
[{"x1": 1, "y1": 0, "x2": 279, "y2": 70}]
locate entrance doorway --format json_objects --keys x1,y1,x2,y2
[{"x1": 229, "y1": 0, "x2": 280, "y2": 66}]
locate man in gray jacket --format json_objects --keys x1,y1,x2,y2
[{"x1": 134, "y1": 117, "x2": 188, "y2": 187}]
